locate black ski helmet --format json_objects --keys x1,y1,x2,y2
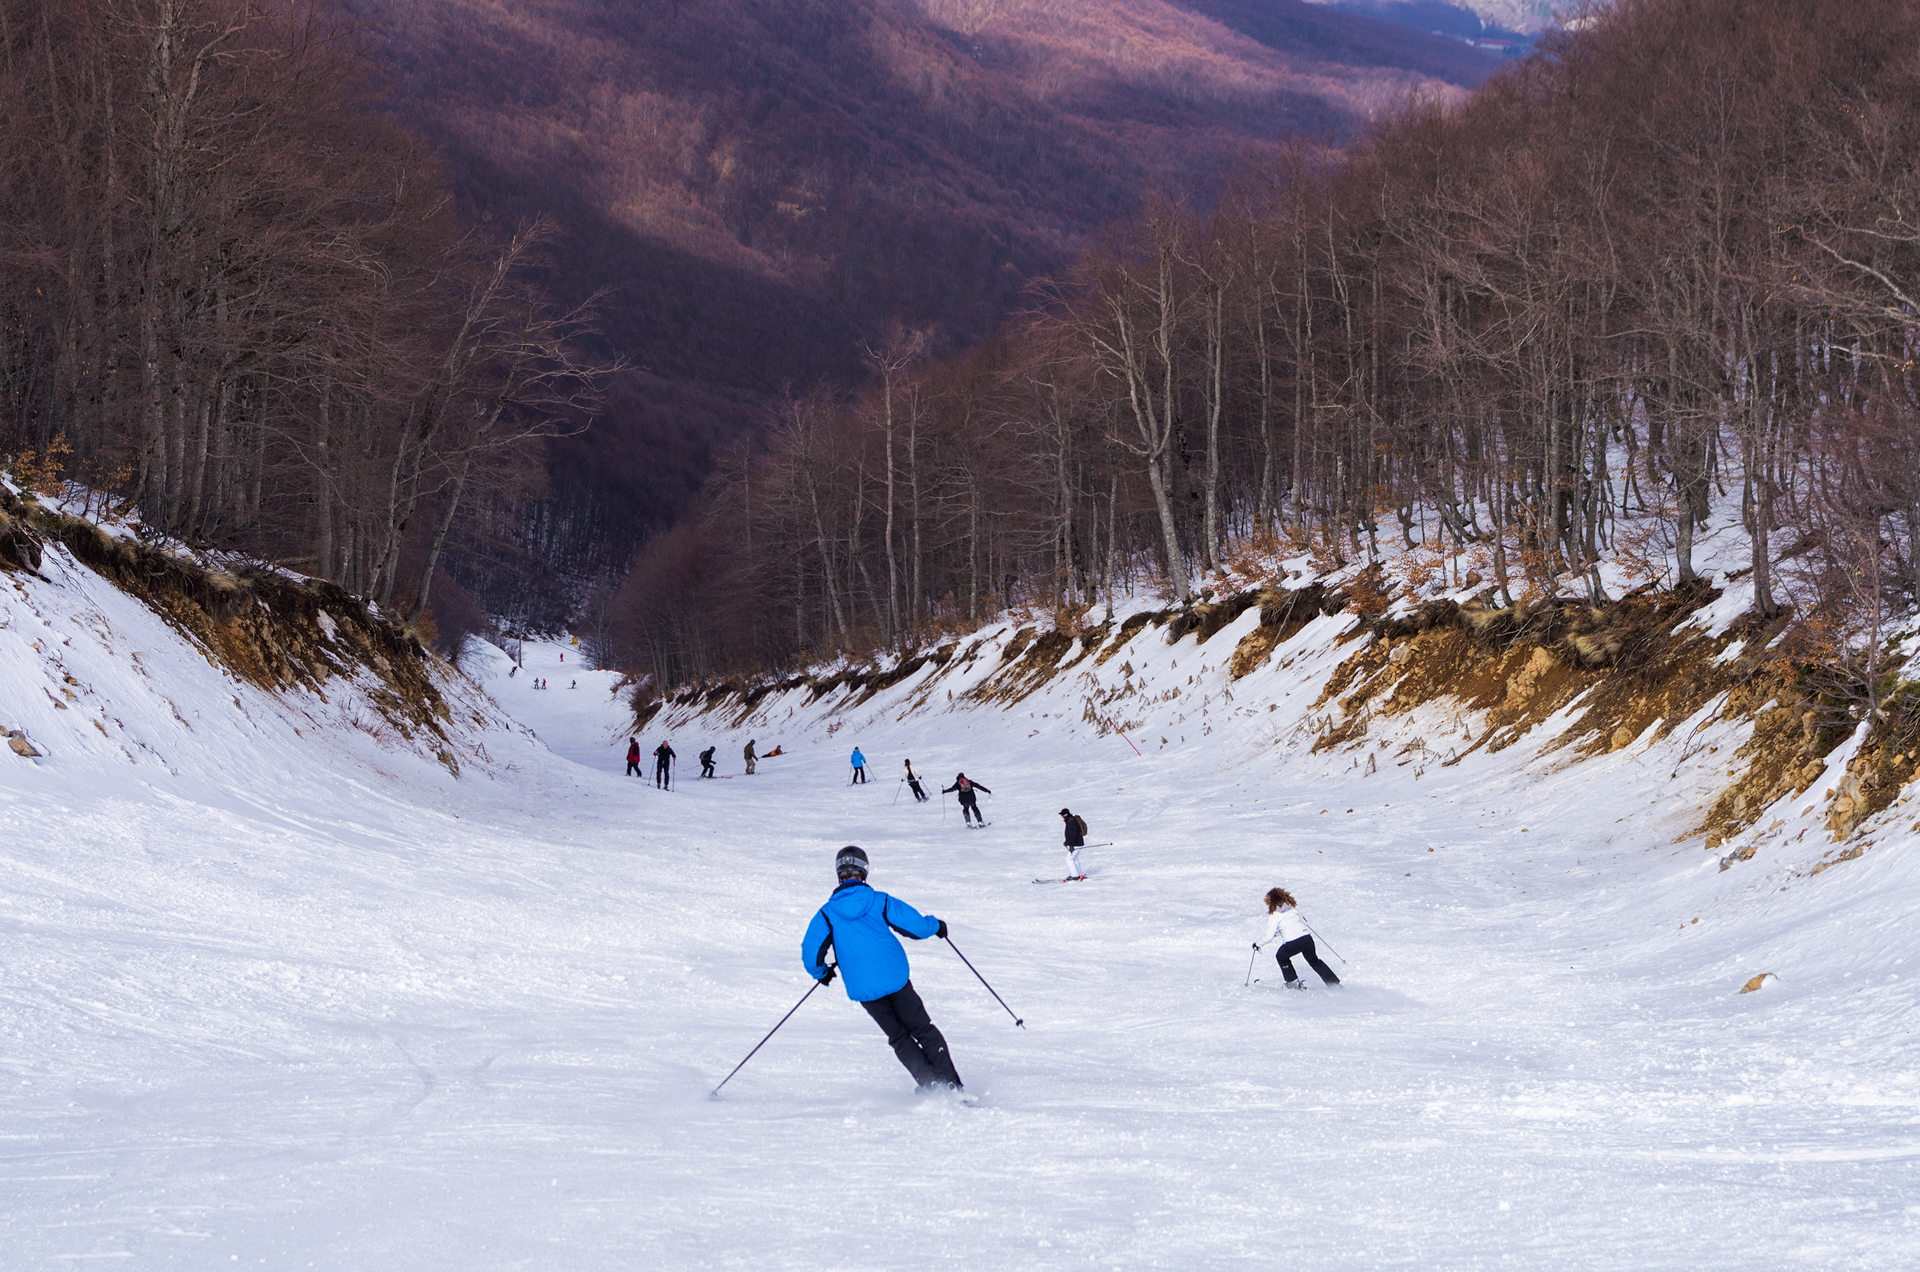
[{"x1": 835, "y1": 845, "x2": 869, "y2": 881}]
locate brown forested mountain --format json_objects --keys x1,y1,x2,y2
[
  {"x1": 339, "y1": 0, "x2": 1497, "y2": 605},
  {"x1": 605, "y1": 0, "x2": 1920, "y2": 710}
]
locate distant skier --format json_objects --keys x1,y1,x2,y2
[
  {"x1": 850, "y1": 746, "x2": 868, "y2": 784},
  {"x1": 904, "y1": 759, "x2": 928, "y2": 803},
  {"x1": 1059, "y1": 808, "x2": 1088, "y2": 879},
  {"x1": 942, "y1": 773, "x2": 991, "y2": 826},
  {"x1": 699, "y1": 745, "x2": 717, "y2": 778},
  {"x1": 1254, "y1": 887, "x2": 1340, "y2": 989},
  {"x1": 801, "y1": 846, "x2": 963, "y2": 1094},
  {"x1": 743, "y1": 739, "x2": 757, "y2": 775},
  {"x1": 625, "y1": 737, "x2": 641, "y2": 778},
  {"x1": 653, "y1": 739, "x2": 676, "y2": 789}
]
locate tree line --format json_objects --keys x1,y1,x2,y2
[
  {"x1": 608, "y1": 0, "x2": 1920, "y2": 703},
  {"x1": 0, "y1": 0, "x2": 608, "y2": 646}
]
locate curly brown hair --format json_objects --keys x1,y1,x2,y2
[{"x1": 1265, "y1": 887, "x2": 1296, "y2": 912}]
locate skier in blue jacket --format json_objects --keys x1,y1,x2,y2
[
  {"x1": 849, "y1": 746, "x2": 868, "y2": 784},
  {"x1": 801, "y1": 845, "x2": 963, "y2": 1092}
]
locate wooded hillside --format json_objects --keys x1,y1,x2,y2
[
  {"x1": 340, "y1": 0, "x2": 1498, "y2": 603},
  {"x1": 0, "y1": 0, "x2": 608, "y2": 649},
  {"x1": 608, "y1": 0, "x2": 1920, "y2": 727}
]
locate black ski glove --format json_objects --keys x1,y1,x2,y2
[
  {"x1": 936, "y1": 920, "x2": 949, "y2": 939},
  {"x1": 1251, "y1": 942, "x2": 1260, "y2": 950},
  {"x1": 817, "y1": 966, "x2": 836, "y2": 987}
]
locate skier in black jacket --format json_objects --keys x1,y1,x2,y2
[
  {"x1": 653, "y1": 740, "x2": 675, "y2": 789},
  {"x1": 699, "y1": 746, "x2": 717, "y2": 778},
  {"x1": 1059, "y1": 808, "x2": 1088, "y2": 879},
  {"x1": 942, "y1": 773, "x2": 991, "y2": 826}
]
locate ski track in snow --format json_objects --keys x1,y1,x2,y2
[{"x1": 4, "y1": 559, "x2": 1920, "y2": 1268}]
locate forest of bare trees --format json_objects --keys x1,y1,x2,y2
[
  {"x1": 0, "y1": 0, "x2": 607, "y2": 645},
  {"x1": 609, "y1": 0, "x2": 1920, "y2": 700}
]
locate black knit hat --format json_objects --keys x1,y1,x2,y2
[
  {"x1": 1059, "y1": 808, "x2": 1072, "y2": 816},
  {"x1": 835, "y1": 845, "x2": 869, "y2": 881}
]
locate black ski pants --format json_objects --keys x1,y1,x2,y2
[
  {"x1": 852, "y1": 766, "x2": 867, "y2": 784},
  {"x1": 958, "y1": 796, "x2": 982, "y2": 824},
  {"x1": 860, "y1": 982, "x2": 962, "y2": 1090},
  {"x1": 1276, "y1": 935, "x2": 1339, "y2": 986},
  {"x1": 625, "y1": 760, "x2": 640, "y2": 777},
  {"x1": 700, "y1": 760, "x2": 716, "y2": 778},
  {"x1": 907, "y1": 779, "x2": 927, "y2": 802},
  {"x1": 655, "y1": 760, "x2": 670, "y2": 788}
]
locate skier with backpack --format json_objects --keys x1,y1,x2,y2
[
  {"x1": 1253, "y1": 887, "x2": 1341, "y2": 989},
  {"x1": 699, "y1": 745, "x2": 717, "y2": 778},
  {"x1": 1059, "y1": 808, "x2": 1089, "y2": 880},
  {"x1": 801, "y1": 846, "x2": 964, "y2": 1094},
  {"x1": 942, "y1": 773, "x2": 991, "y2": 826},
  {"x1": 743, "y1": 739, "x2": 757, "y2": 775},
  {"x1": 625, "y1": 737, "x2": 641, "y2": 778}
]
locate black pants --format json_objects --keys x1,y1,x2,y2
[
  {"x1": 625, "y1": 760, "x2": 640, "y2": 777},
  {"x1": 1276, "y1": 935, "x2": 1339, "y2": 985},
  {"x1": 852, "y1": 766, "x2": 866, "y2": 784},
  {"x1": 959, "y1": 798, "x2": 982, "y2": 823},
  {"x1": 908, "y1": 779, "x2": 927, "y2": 802},
  {"x1": 700, "y1": 760, "x2": 715, "y2": 778},
  {"x1": 655, "y1": 762, "x2": 670, "y2": 788},
  {"x1": 860, "y1": 982, "x2": 962, "y2": 1090}
]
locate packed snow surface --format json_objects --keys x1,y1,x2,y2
[{"x1": 4, "y1": 564, "x2": 1919, "y2": 1267}]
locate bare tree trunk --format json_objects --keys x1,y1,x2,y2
[
  {"x1": 403, "y1": 451, "x2": 473, "y2": 627},
  {"x1": 803, "y1": 458, "x2": 849, "y2": 645}
]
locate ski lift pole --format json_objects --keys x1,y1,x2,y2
[
  {"x1": 1299, "y1": 917, "x2": 1348, "y2": 965},
  {"x1": 712, "y1": 968, "x2": 835, "y2": 1098}
]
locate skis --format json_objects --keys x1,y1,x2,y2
[
  {"x1": 962, "y1": 821, "x2": 991, "y2": 829},
  {"x1": 1032, "y1": 875, "x2": 1089, "y2": 884}
]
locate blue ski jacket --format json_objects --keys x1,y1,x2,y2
[
  {"x1": 850, "y1": 748, "x2": 866, "y2": 768},
  {"x1": 801, "y1": 881, "x2": 940, "y2": 1002}
]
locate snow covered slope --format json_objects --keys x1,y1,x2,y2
[{"x1": 4, "y1": 536, "x2": 1919, "y2": 1266}]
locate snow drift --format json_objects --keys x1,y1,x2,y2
[{"x1": 5, "y1": 500, "x2": 1919, "y2": 1268}]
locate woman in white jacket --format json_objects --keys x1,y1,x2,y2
[{"x1": 1253, "y1": 887, "x2": 1340, "y2": 988}]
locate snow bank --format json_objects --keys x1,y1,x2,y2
[{"x1": 4, "y1": 536, "x2": 1919, "y2": 1268}]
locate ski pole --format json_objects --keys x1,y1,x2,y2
[
  {"x1": 891, "y1": 779, "x2": 904, "y2": 807},
  {"x1": 1245, "y1": 944, "x2": 1259, "y2": 987},
  {"x1": 711, "y1": 968, "x2": 834, "y2": 1098},
  {"x1": 1299, "y1": 917, "x2": 1348, "y2": 965},
  {"x1": 942, "y1": 934, "x2": 1024, "y2": 1028}
]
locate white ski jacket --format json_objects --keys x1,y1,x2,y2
[{"x1": 1259, "y1": 904, "x2": 1308, "y2": 946}]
